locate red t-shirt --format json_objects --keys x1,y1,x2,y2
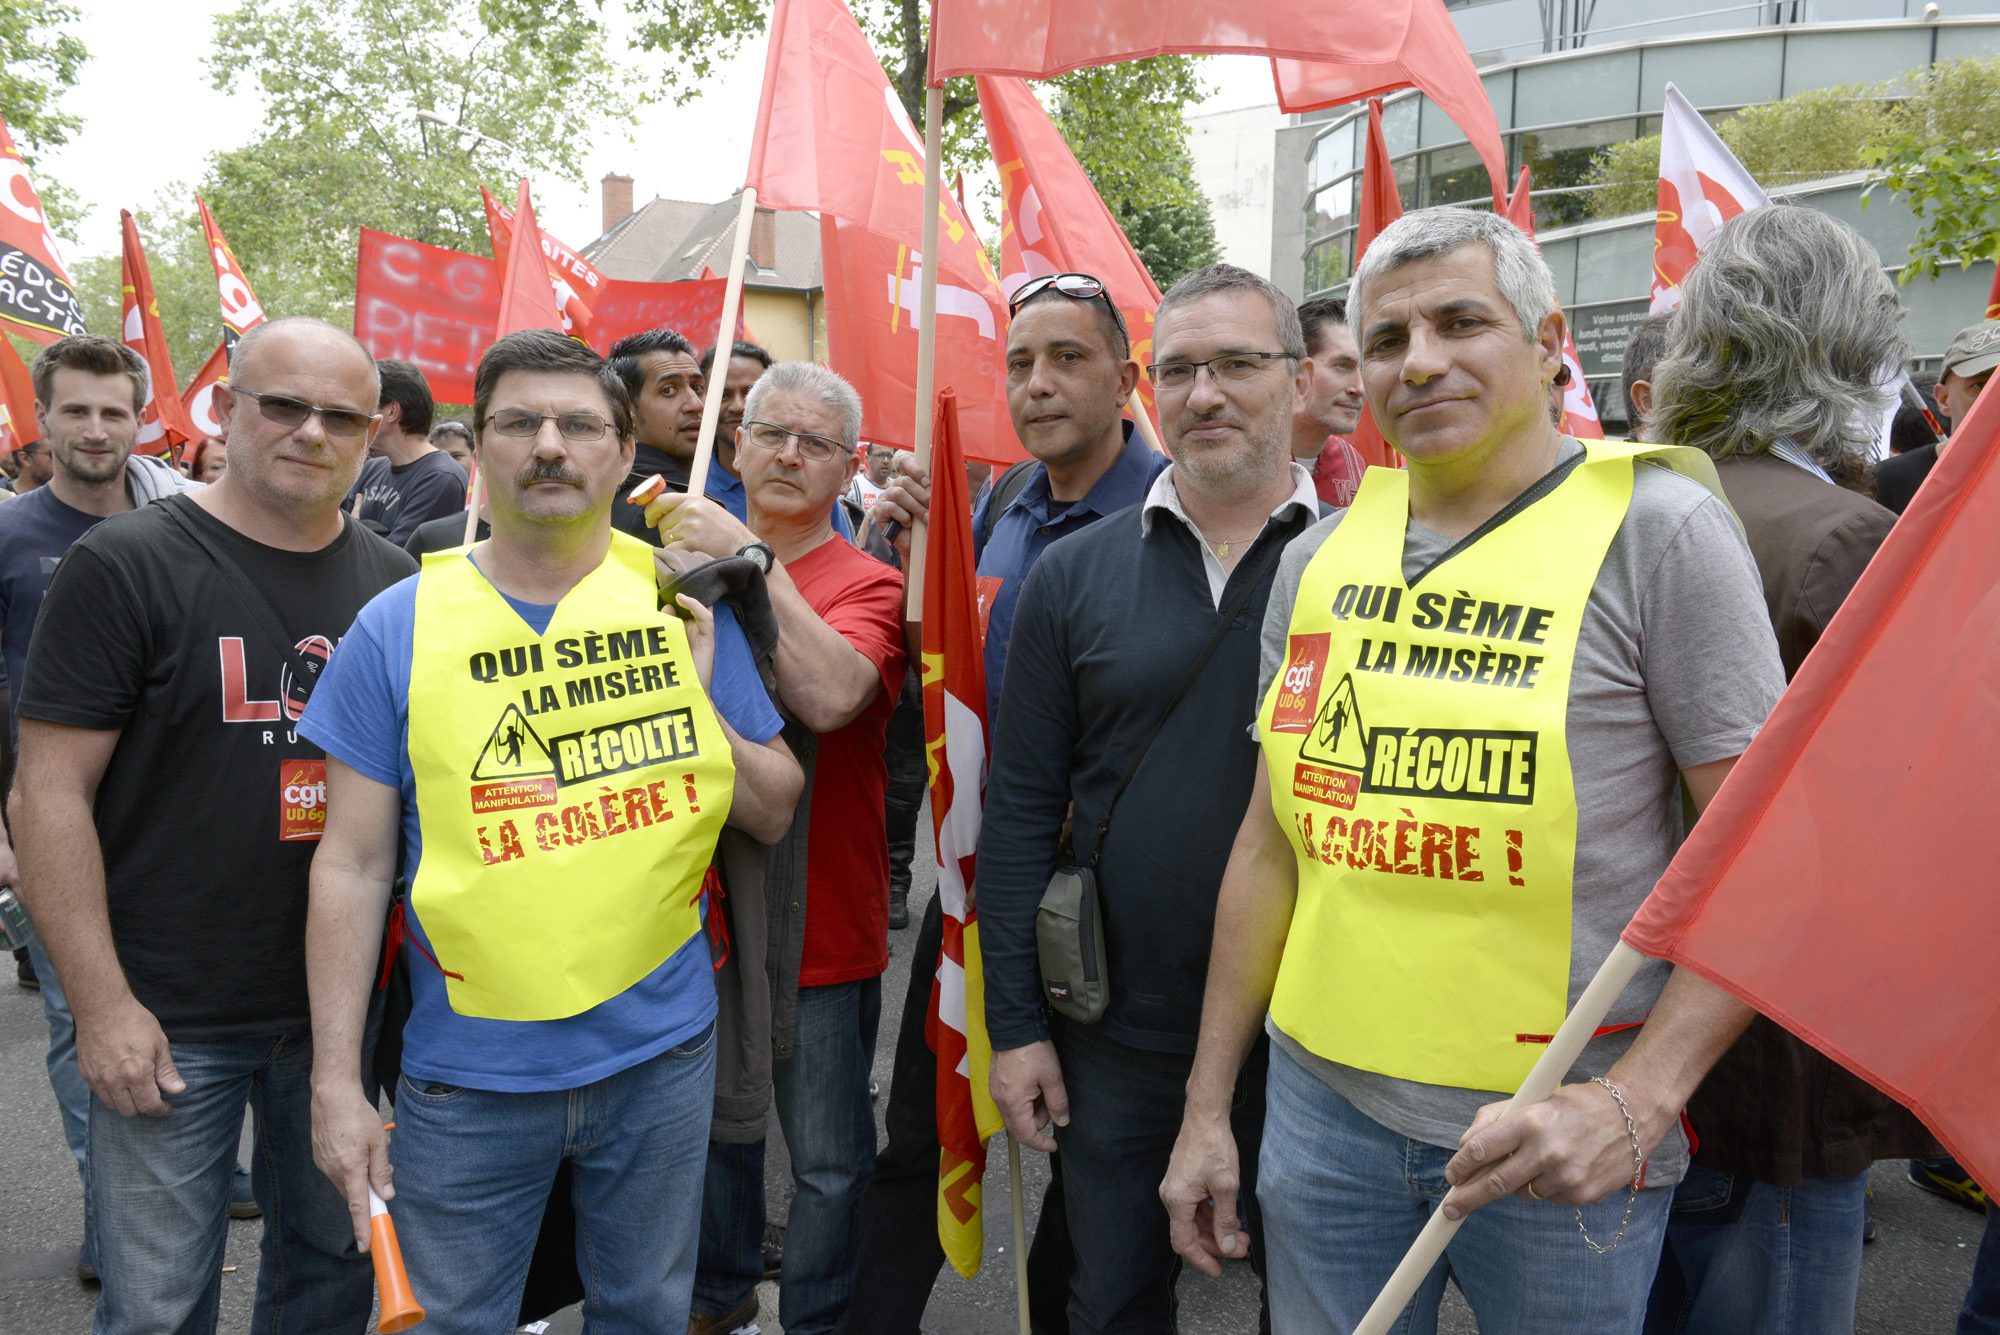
[
  {"x1": 784, "y1": 536, "x2": 908, "y2": 986},
  {"x1": 1312, "y1": 435, "x2": 1367, "y2": 508}
]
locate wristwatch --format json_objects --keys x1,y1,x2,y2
[{"x1": 736, "y1": 540, "x2": 775, "y2": 574}]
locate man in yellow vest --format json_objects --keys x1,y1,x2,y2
[
  {"x1": 299, "y1": 329, "x2": 804, "y2": 1331},
  {"x1": 1160, "y1": 209, "x2": 1788, "y2": 1333}
]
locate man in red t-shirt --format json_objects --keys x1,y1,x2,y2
[
  {"x1": 649, "y1": 362, "x2": 906, "y2": 1335},
  {"x1": 1293, "y1": 294, "x2": 1368, "y2": 507}
]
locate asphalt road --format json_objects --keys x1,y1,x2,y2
[{"x1": 1, "y1": 839, "x2": 1985, "y2": 1332}]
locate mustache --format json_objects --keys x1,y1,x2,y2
[{"x1": 516, "y1": 460, "x2": 587, "y2": 488}]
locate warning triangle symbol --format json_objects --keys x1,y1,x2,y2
[
  {"x1": 1298, "y1": 673, "x2": 1368, "y2": 772},
  {"x1": 471, "y1": 704, "x2": 555, "y2": 781}
]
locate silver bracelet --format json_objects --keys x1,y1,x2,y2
[{"x1": 1573, "y1": 1075, "x2": 1645, "y2": 1254}]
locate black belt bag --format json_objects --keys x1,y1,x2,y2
[{"x1": 1036, "y1": 534, "x2": 1285, "y2": 1025}]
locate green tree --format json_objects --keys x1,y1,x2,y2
[
  {"x1": 1860, "y1": 58, "x2": 2000, "y2": 283},
  {"x1": 0, "y1": 0, "x2": 88, "y2": 224}
]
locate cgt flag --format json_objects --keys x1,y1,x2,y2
[
  {"x1": 120, "y1": 210, "x2": 197, "y2": 453},
  {"x1": 1348, "y1": 99, "x2": 1401, "y2": 469},
  {"x1": 483, "y1": 184, "x2": 605, "y2": 339},
  {"x1": 182, "y1": 343, "x2": 230, "y2": 441},
  {"x1": 921, "y1": 388, "x2": 1006, "y2": 1278},
  {"x1": 1, "y1": 336, "x2": 39, "y2": 455},
  {"x1": 1501, "y1": 168, "x2": 1602, "y2": 438},
  {"x1": 1650, "y1": 83, "x2": 1763, "y2": 314},
  {"x1": 0, "y1": 113, "x2": 88, "y2": 345},
  {"x1": 1622, "y1": 375, "x2": 2000, "y2": 1197},
  {"x1": 197, "y1": 197, "x2": 266, "y2": 357}
]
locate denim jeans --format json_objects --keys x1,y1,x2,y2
[
  {"x1": 25, "y1": 930, "x2": 89, "y2": 1177},
  {"x1": 771, "y1": 976, "x2": 882, "y2": 1335},
  {"x1": 389, "y1": 1023, "x2": 717, "y2": 1335},
  {"x1": 1259, "y1": 1040, "x2": 1672, "y2": 1335},
  {"x1": 1962, "y1": 1205, "x2": 2000, "y2": 1335},
  {"x1": 1644, "y1": 1164, "x2": 1867, "y2": 1334},
  {"x1": 693, "y1": 1137, "x2": 767, "y2": 1315},
  {"x1": 87, "y1": 1028, "x2": 372, "y2": 1335}
]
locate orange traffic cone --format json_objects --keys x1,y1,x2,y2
[{"x1": 368, "y1": 1186, "x2": 426, "y2": 1332}]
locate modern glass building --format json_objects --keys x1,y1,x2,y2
[{"x1": 1294, "y1": 5, "x2": 2000, "y2": 424}]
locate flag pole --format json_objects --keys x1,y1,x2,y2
[
  {"x1": 1352, "y1": 940, "x2": 1648, "y2": 1335},
  {"x1": 461, "y1": 465, "x2": 483, "y2": 545},
  {"x1": 904, "y1": 80, "x2": 946, "y2": 614},
  {"x1": 1008, "y1": 1136, "x2": 1031, "y2": 1335},
  {"x1": 1127, "y1": 393, "x2": 1165, "y2": 455},
  {"x1": 687, "y1": 187, "x2": 760, "y2": 499}
]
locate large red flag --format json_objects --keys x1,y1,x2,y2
[
  {"x1": 1622, "y1": 378, "x2": 2000, "y2": 1196},
  {"x1": 920, "y1": 388, "x2": 1006, "y2": 1277},
  {"x1": 182, "y1": 343, "x2": 230, "y2": 441},
  {"x1": 0, "y1": 113, "x2": 88, "y2": 345},
  {"x1": 493, "y1": 181, "x2": 566, "y2": 339},
  {"x1": 196, "y1": 197, "x2": 266, "y2": 357},
  {"x1": 483, "y1": 184, "x2": 605, "y2": 339},
  {"x1": 120, "y1": 211, "x2": 197, "y2": 453},
  {"x1": 1497, "y1": 167, "x2": 1601, "y2": 439},
  {"x1": 1348, "y1": 99, "x2": 1400, "y2": 469},
  {"x1": 978, "y1": 75, "x2": 1162, "y2": 421},
  {"x1": 930, "y1": 0, "x2": 1506, "y2": 206},
  {"x1": 746, "y1": 0, "x2": 1009, "y2": 454},
  {"x1": 0, "y1": 337, "x2": 39, "y2": 454}
]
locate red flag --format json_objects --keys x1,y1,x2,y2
[
  {"x1": 930, "y1": 0, "x2": 1506, "y2": 206},
  {"x1": 1503, "y1": 166, "x2": 1533, "y2": 231},
  {"x1": 196, "y1": 197, "x2": 266, "y2": 357},
  {"x1": 483, "y1": 185, "x2": 605, "y2": 339},
  {"x1": 492, "y1": 181, "x2": 567, "y2": 338},
  {"x1": 978, "y1": 75, "x2": 1162, "y2": 421},
  {"x1": 1650, "y1": 83, "x2": 1763, "y2": 315},
  {"x1": 746, "y1": 0, "x2": 1008, "y2": 453},
  {"x1": 181, "y1": 343, "x2": 230, "y2": 441},
  {"x1": 0, "y1": 113, "x2": 88, "y2": 345},
  {"x1": 353, "y1": 230, "x2": 742, "y2": 403},
  {"x1": 1348, "y1": 99, "x2": 1401, "y2": 469},
  {"x1": 920, "y1": 388, "x2": 1005, "y2": 1277},
  {"x1": 1498, "y1": 167, "x2": 1602, "y2": 439},
  {"x1": 1985, "y1": 260, "x2": 1999, "y2": 322},
  {"x1": 0, "y1": 336, "x2": 39, "y2": 454},
  {"x1": 1622, "y1": 379, "x2": 2000, "y2": 1197},
  {"x1": 121, "y1": 210, "x2": 197, "y2": 453}
]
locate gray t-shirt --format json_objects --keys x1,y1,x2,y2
[{"x1": 1256, "y1": 446, "x2": 1785, "y2": 1183}]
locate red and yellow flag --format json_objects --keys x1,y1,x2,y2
[
  {"x1": 492, "y1": 181, "x2": 566, "y2": 339},
  {"x1": 182, "y1": 342, "x2": 230, "y2": 441},
  {"x1": 0, "y1": 113, "x2": 87, "y2": 345},
  {"x1": 0, "y1": 337, "x2": 40, "y2": 454},
  {"x1": 120, "y1": 210, "x2": 196, "y2": 453},
  {"x1": 483, "y1": 184, "x2": 604, "y2": 339},
  {"x1": 197, "y1": 197, "x2": 266, "y2": 357},
  {"x1": 921, "y1": 389, "x2": 1006, "y2": 1278}
]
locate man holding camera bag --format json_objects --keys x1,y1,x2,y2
[{"x1": 976, "y1": 264, "x2": 1325, "y2": 1334}]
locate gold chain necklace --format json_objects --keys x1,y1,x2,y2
[{"x1": 1202, "y1": 527, "x2": 1267, "y2": 560}]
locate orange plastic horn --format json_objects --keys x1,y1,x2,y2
[{"x1": 367, "y1": 1186, "x2": 426, "y2": 1332}]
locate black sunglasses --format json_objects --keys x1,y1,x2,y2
[{"x1": 232, "y1": 387, "x2": 380, "y2": 442}]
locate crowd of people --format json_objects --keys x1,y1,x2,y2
[{"x1": 0, "y1": 198, "x2": 1992, "y2": 1335}]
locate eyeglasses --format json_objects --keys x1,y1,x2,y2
[
  {"x1": 739, "y1": 420, "x2": 846, "y2": 463},
  {"x1": 1144, "y1": 352, "x2": 1293, "y2": 392},
  {"x1": 231, "y1": 387, "x2": 380, "y2": 442},
  {"x1": 485, "y1": 409, "x2": 614, "y2": 442}
]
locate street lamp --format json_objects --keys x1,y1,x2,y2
[{"x1": 413, "y1": 109, "x2": 526, "y2": 162}]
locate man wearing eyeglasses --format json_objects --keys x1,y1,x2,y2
[
  {"x1": 12, "y1": 318, "x2": 418, "y2": 1334},
  {"x1": 300, "y1": 329, "x2": 805, "y2": 1332},
  {"x1": 640, "y1": 362, "x2": 906, "y2": 1335},
  {"x1": 976, "y1": 263, "x2": 1323, "y2": 1333}
]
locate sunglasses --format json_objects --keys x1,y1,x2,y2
[{"x1": 232, "y1": 387, "x2": 380, "y2": 442}]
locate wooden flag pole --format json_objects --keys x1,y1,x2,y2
[
  {"x1": 1008, "y1": 1136, "x2": 1031, "y2": 1335},
  {"x1": 1128, "y1": 392, "x2": 1165, "y2": 455},
  {"x1": 903, "y1": 81, "x2": 946, "y2": 613},
  {"x1": 1352, "y1": 940, "x2": 1648, "y2": 1335},
  {"x1": 687, "y1": 187, "x2": 761, "y2": 499},
  {"x1": 461, "y1": 464, "x2": 483, "y2": 545}
]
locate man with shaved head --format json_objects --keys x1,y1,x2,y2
[{"x1": 13, "y1": 317, "x2": 418, "y2": 1334}]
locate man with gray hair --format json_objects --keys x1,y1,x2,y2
[
  {"x1": 979, "y1": 262, "x2": 1324, "y2": 1330},
  {"x1": 645, "y1": 361, "x2": 908, "y2": 1335},
  {"x1": 1643, "y1": 204, "x2": 1937, "y2": 1334},
  {"x1": 1160, "y1": 209, "x2": 1785, "y2": 1333}
]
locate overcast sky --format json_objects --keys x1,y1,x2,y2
[{"x1": 37, "y1": 0, "x2": 1278, "y2": 268}]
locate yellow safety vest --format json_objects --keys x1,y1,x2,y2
[
  {"x1": 1260, "y1": 440, "x2": 1721, "y2": 1092},
  {"x1": 407, "y1": 532, "x2": 736, "y2": 1021}
]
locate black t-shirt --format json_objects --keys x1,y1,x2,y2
[
  {"x1": 0, "y1": 487, "x2": 105, "y2": 742},
  {"x1": 405, "y1": 511, "x2": 489, "y2": 557},
  {"x1": 347, "y1": 449, "x2": 469, "y2": 546},
  {"x1": 18, "y1": 496, "x2": 417, "y2": 1040},
  {"x1": 1872, "y1": 441, "x2": 1937, "y2": 515},
  {"x1": 609, "y1": 444, "x2": 687, "y2": 546}
]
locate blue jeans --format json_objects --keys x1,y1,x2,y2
[
  {"x1": 389, "y1": 1023, "x2": 717, "y2": 1335},
  {"x1": 87, "y1": 1028, "x2": 371, "y2": 1335},
  {"x1": 1644, "y1": 1164, "x2": 1867, "y2": 1334},
  {"x1": 772, "y1": 976, "x2": 882, "y2": 1335},
  {"x1": 25, "y1": 930, "x2": 90, "y2": 1178},
  {"x1": 1962, "y1": 1205, "x2": 2000, "y2": 1334},
  {"x1": 693, "y1": 1137, "x2": 767, "y2": 1314},
  {"x1": 1259, "y1": 1041, "x2": 1672, "y2": 1335}
]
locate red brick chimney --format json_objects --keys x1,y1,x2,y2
[
  {"x1": 600, "y1": 173, "x2": 635, "y2": 234},
  {"x1": 748, "y1": 205, "x2": 777, "y2": 271}
]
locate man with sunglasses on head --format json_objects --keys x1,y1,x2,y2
[
  {"x1": 301, "y1": 330, "x2": 803, "y2": 1332},
  {"x1": 641, "y1": 362, "x2": 905, "y2": 1335},
  {"x1": 12, "y1": 318, "x2": 418, "y2": 1334}
]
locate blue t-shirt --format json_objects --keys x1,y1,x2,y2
[
  {"x1": 0, "y1": 487, "x2": 109, "y2": 741},
  {"x1": 298, "y1": 556, "x2": 784, "y2": 1093},
  {"x1": 971, "y1": 424, "x2": 1168, "y2": 721},
  {"x1": 708, "y1": 460, "x2": 855, "y2": 541}
]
